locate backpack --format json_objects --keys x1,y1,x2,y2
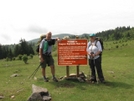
[
  {"x1": 36, "y1": 39, "x2": 56, "y2": 53},
  {"x1": 36, "y1": 40, "x2": 48, "y2": 53},
  {"x1": 88, "y1": 37, "x2": 104, "y2": 55},
  {"x1": 43, "y1": 40, "x2": 48, "y2": 53},
  {"x1": 36, "y1": 45, "x2": 40, "y2": 53},
  {"x1": 95, "y1": 37, "x2": 104, "y2": 50}
]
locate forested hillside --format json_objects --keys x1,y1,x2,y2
[{"x1": 96, "y1": 26, "x2": 134, "y2": 41}]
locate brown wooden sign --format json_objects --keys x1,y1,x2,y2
[{"x1": 58, "y1": 39, "x2": 87, "y2": 66}]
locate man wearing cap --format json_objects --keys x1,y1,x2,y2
[
  {"x1": 39, "y1": 31, "x2": 60, "y2": 82},
  {"x1": 87, "y1": 33, "x2": 105, "y2": 83}
]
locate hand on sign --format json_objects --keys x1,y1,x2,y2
[{"x1": 56, "y1": 37, "x2": 62, "y2": 42}]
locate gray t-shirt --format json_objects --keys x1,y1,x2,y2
[{"x1": 40, "y1": 39, "x2": 55, "y2": 55}]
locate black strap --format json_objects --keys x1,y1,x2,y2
[
  {"x1": 43, "y1": 52, "x2": 51, "y2": 56},
  {"x1": 88, "y1": 40, "x2": 98, "y2": 48}
]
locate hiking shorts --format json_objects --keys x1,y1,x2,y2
[{"x1": 41, "y1": 55, "x2": 54, "y2": 68}]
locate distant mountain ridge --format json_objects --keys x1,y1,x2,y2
[
  {"x1": 28, "y1": 33, "x2": 89, "y2": 43},
  {"x1": 28, "y1": 26, "x2": 134, "y2": 44}
]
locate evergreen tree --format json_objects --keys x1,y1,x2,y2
[
  {"x1": 14, "y1": 44, "x2": 21, "y2": 57},
  {"x1": 0, "y1": 44, "x2": 3, "y2": 59},
  {"x1": 7, "y1": 48, "x2": 13, "y2": 60}
]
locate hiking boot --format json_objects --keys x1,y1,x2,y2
[
  {"x1": 98, "y1": 80, "x2": 106, "y2": 84},
  {"x1": 44, "y1": 78, "x2": 49, "y2": 82},
  {"x1": 91, "y1": 80, "x2": 97, "y2": 84},
  {"x1": 53, "y1": 77, "x2": 58, "y2": 82},
  {"x1": 89, "y1": 79, "x2": 97, "y2": 84},
  {"x1": 100, "y1": 80, "x2": 106, "y2": 84}
]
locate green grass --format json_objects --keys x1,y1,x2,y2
[{"x1": 0, "y1": 40, "x2": 134, "y2": 101}]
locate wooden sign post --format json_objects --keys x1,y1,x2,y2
[{"x1": 58, "y1": 39, "x2": 87, "y2": 77}]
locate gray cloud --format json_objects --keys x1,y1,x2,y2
[
  {"x1": 0, "y1": 34, "x2": 12, "y2": 44},
  {"x1": 27, "y1": 25, "x2": 48, "y2": 33},
  {"x1": 1, "y1": 34, "x2": 11, "y2": 41}
]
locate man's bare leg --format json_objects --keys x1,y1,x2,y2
[
  {"x1": 42, "y1": 68, "x2": 48, "y2": 82},
  {"x1": 50, "y1": 65, "x2": 58, "y2": 82}
]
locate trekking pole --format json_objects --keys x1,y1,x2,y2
[{"x1": 28, "y1": 63, "x2": 41, "y2": 79}]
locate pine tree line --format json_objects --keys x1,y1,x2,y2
[{"x1": 0, "y1": 39, "x2": 35, "y2": 60}]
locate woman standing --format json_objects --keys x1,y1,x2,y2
[{"x1": 87, "y1": 34, "x2": 105, "y2": 83}]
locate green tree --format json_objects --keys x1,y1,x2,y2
[
  {"x1": 0, "y1": 44, "x2": 2, "y2": 59},
  {"x1": 14, "y1": 44, "x2": 21, "y2": 57},
  {"x1": 19, "y1": 39, "x2": 35, "y2": 55}
]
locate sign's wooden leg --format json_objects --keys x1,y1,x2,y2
[
  {"x1": 76, "y1": 65, "x2": 79, "y2": 77},
  {"x1": 66, "y1": 66, "x2": 69, "y2": 77}
]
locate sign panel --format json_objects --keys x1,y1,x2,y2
[{"x1": 58, "y1": 39, "x2": 87, "y2": 66}]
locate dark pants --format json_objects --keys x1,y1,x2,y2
[
  {"x1": 41, "y1": 55, "x2": 54, "y2": 68},
  {"x1": 89, "y1": 57, "x2": 105, "y2": 82}
]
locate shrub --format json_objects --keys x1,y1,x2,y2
[
  {"x1": 12, "y1": 57, "x2": 16, "y2": 60},
  {"x1": 115, "y1": 41, "x2": 118, "y2": 44},
  {"x1": 5, "y1": 57, "x2": 9, "y2": 61},
  {"x1": 22, "y1": 54, "x2": 28, "y2": 64},
  {"x1": 116, "y1": 45, "x2": 119, "y2": 48},
  {"x1": 29, "y1": 54, "x2": 33, "y2": 59},
  {"x1": 18, "y1": 54, "x2": 22, "y2": 60}
]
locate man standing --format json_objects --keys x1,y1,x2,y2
[{"x1": 39, "y1": 32, "x2": 59, "y2": 82}]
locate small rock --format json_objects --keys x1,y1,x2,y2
[
  {"x1": 27, "y1": 93, "x2": 42, "y2": 101},
  {"x1": 0, "y1": 95, "x2": 5, "y2": 99},
  {"x1": 34, "y1": 77, "x2": 37, "y2": 80},
  {"x1": 32, "y1": 84, "x2": 48, "y2": 93},
  {"x1": 78, "y1": 77, "x2": 85, "y2": 82},
  {"x1": 27, "y1": 84, "x2": 51, "y2": 101},
  {"x1": 69, "y1": 73, "x2": 77, "y2": 77},
  {"x1": 10, "y1": 74, "x2": 19, "y2": 77},
  {"x1": 107, "y1": 71, "x2": 114, "y2": 74},
  {"x1": 11, "y1": 95, "x2": 15, "y2": 99},
  {"x1": 43, "y1": 96, "x2": 52, "y2": 101}
]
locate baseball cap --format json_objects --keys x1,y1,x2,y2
[{"x1": 89, "y1": 33, "x2": 96, "y2": 37}]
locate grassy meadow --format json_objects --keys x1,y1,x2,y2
[{"x1": 0, "y1": 39, "x2": 134, "y2": 101}]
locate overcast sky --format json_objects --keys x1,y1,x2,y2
[{"x1": 0, "y1": 0, "x2": 134, "y2": 45}]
